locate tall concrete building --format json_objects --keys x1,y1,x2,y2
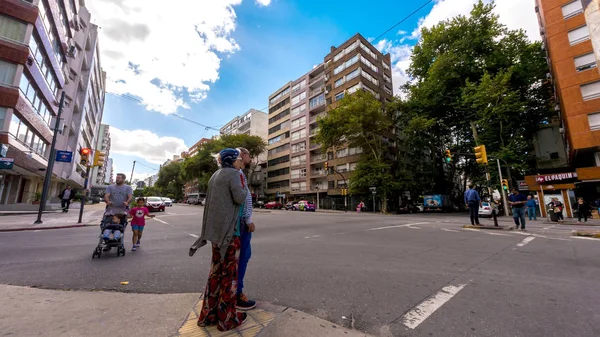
[
  {"x1": 266, "y1": 34, "x2": 394, "y2": 203},
  {"x1": 0, "y1": 0, "x2": 106, "y2": 208},
  {"x1": 90, "y1": 123, "x2": 110, "y2": 186},
  {"x1": 104, "y1": 157, "x2": 113, "y2": 184},
  {"x1": 524, "y1": 0, "x2": 600, "y2": 217}
]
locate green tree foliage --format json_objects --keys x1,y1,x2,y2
[
  {"x1": 404, "y1": 0, "x2": 553, "y2": 194},
  {"x1": 316, "y1": 90, "x2": 398, "y2": 213},
  {"x1": 155, "y1": 161, "x2": 184, "y2": 200}
]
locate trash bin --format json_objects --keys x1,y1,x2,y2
[{"x1": 547, "y1": 209, "x2": 558, "y2": 222}]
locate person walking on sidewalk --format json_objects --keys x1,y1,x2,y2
[
  {"x1": 508, "y1": 188, "x2": 527, "y2": 230},
  {"x1": 103, "y1": 173, "x2": 133, "y2": 251},
  {"x1": 190, "y1": 148, "x2": 248, "y2": 332},
  {"x1": 575, "y1": 197, "x2": 591, "y2": 224},
  {"x1": 464, "y1": 184, "x2": 482, "y2": 226},
  {"x1": 548, "y1": 198, "x2": 565, "y2": 224},
  {"x1": 236, "y1": 148, "x2": 257, "y2": 311},
  {"x1": 58, "y1": 185, "x2": 75, "y2": 213},
  {"x1": 526, "y1": 195, "x2": 537, "y2": 221}
]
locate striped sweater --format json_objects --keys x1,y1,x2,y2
[{"x1": 239, "y1": 169, "x2": 253, "y2": 223}]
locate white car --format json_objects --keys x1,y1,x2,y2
[
  {"x1": 479, "y1": 202, "x2": 499, "y2": 217},
  {"x1": 161, "y1": 198, "x2": 172, "y2": 207}
]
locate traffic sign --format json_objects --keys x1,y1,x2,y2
[
  {"x1": 0, "y1": 157, "x2": 14, "y2": 170},
  {"x1": 55, "y1": 150, "x2": 73, "y2": 163}
]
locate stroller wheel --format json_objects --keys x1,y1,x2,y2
[{"x1": 92, "y1": 250, "x2": 97, "y2": 259}]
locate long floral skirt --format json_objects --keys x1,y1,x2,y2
[{"x1": 198, "y1": 237, "x2": 242, "y2": 331}]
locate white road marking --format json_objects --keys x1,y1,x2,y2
[
  {"x1": 441, "y1": 228, "x2": 460, "y2": 233},
  {"x1": 572, "y1": 236, "x2": 600, "y2": 241},
  {"x1": 367, "y1": 222, "x2": 429, "y2": 231},
  {"x1": 311, "y1": 235, "x2": 321, "y2": 238},
  {"x1": 409, "y1": 226, "x2": 422, "y2": 229},
  {"x1": 402, "y1": 284, "x2": 468, "y2": 330},
  {"x1": 485, "y1": 232, "x2": 511, "y2": 237},
  {"x1": 517, "y1": 237, "x2": 535, "y2": 247},
  {"x1": 188, "y1": 234, "x2": 199, "y2": 238},
  {"x1": 154, "y1": 218, "x2": 169, "y2": 225},
  {"x1": 157, "y1": 213, "x2": 199, "y2": 217},
  {"x1": 461, "y1": 228, "x2": 482, "y2": 232}
]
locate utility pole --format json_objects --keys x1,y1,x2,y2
[
  {"x1": 497, "y1": 159, "x2": 509, "y2": 217},
  {"x1": 471, "y1": 122, "x2": 498, "y2": 226},
  {"x1": 77, "y1": 165, "x2": 91, "y2": 223},
  {"x1": 34, "y1": 92, "x2": 65, "y2": 224},
  {"x1": 129, "y1": 160, "x2": 136, "y2": 185}
]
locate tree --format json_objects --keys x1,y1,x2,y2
[
  {"x1": 404, "y1": 0, "x2": 553, "y2": 196},
  {"x1": 216, "y1": 134, "x2": 267, "y2": 172},
  {"x1": 316, "y1": 90, "x2": 398, "y2": 213},
  {"x1": 155, "y1": 161, "x2": 185, "y2": 200}
]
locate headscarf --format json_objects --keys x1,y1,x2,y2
[{"x1": 219, "y1": 148, "x2": 239, "y2": 168}]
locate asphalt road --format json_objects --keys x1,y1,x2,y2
[{"x1": 1, "y1": 204, "x2": 599, "y2": 336}]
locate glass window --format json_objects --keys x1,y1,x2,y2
[
  {"x1": 347, "y1": 68, "x2": 360, "y2": 81},
  {"x1": 25, "y1": 128, "x2": 33, "y2": 146},
  {"x1": 0, "y1": 107, "x2": 5, "y2": 129},
  {"x1": 589, "y1": 112, "x2": 600, "y2": 131},
  {"x1": 9, "y1": 114, "x2": 20, "y2": 136},
  {"x1": 574, "y1": 53, "x2": 597, "y2": 72},
  {"x1": 568, "y1": 25, "x2": 590, "y2": 46},
  {"x1": 0, "y1": 60, "x2": 17, "y2": 85},
  {"x1": 17, "y1": 122, "x2": 27, "y2": 142},
  {"x1": 0, "y1": 14, "x2": 27, "y2": 42},
  {"x1": 291, "y1": 92, "x2": 306, "y2": 105},
  {"x1": 335, "y1": 92, "x2": 345, "y2": 101},
  {"x1": 335, "y1": 78, "x2": 345, "y2": 88},
  {"x1": 334, "y1": 65, "x2": 344, "y2": 75},
  {"x1": 562, "y1": 1, "x2": 583, "y2": 19},
  {"x1": 581, "y1": 80, "x2": 600, "y2": 101},
  {"x1": 31, "y1": 135, "x2": 39, "y2": 153}
]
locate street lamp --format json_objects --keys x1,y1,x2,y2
[{"x1": 314, "y1": 185, "x2": 320, "y2": 210}]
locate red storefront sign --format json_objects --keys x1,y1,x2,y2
[{"x1": 535, "y1": 172, "x2": 578, "y2": 184}]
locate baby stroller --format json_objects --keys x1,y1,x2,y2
[{"x1": 92, "y1": 212, "x2": 128, "y2": 258}]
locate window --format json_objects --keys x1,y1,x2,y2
[
  {"x1": 575, "y1": 53, "x2": 597, "y2": 72},
  {"x1": 0, "y1": 60, "x2": 17, "y2": 86},
  {"x1": 337, "y1": 180, "x2": 348, "y2": 188},
  {"x1": 360, "y1": 68, "x2": 378, "y2": 85},
  {"x1": 349, "y1": 147, "x2": 363, "y2": 155},
  {"x1": 360, "y1": 42, "x2": 378, "y2": 60},
  {"x1": 269, "y1": 108, "x2": 290, "y2": 124},
  {"x1": 291, "y1": 104, "x2": 306, "y2": 116},
  {"x1": 291, "y1": 155, "x2": 307, "y2": 166},
  {"x1": 347, "y1": 83, "x2": 361, "y2": 94},
  {"x1": 562, "y1": 1, "x2": 583, "y2": 19},
  {"x1": 268, "y1": 168, "x2": 290, "y2": 178},
  {"x1": 581, "y1": 81, "x2": 600, "y2": 101},
  {"x1": 347, "y1": 68, "x2": 360, "y2": 81},
  {"x1": 19, "y1": 75, "x2": 54, "y2": 129},
  {"x1": 336, "y1": 164, "x2": 348, "y2": 173},
  {"x1": 0, "y1": 107, "x2": 5, "y2": 129},
  {"x1": 335, "y1": 92, "x2": 345, "y2": 101},
  {"x1": 568, "y1": 25, "x2": 590, "y2": 46},
  {"x1": 291, "y1": 168, "x2": 307, "y2": 179},
  {"x1": 360, "y1": 55, "x2": 379, "y2": 73},
  {"x1": 291, "y1": 92, "x2": 306, "y2": 105},
  {"x1": 291, "y1": 181, "x2": 307, "y2": 191},
  {"x1": 292, "y1": 80, "x2": 306, "y2": 92},
  {"x1": 309, "y1": 94, "x2": 325, "y2": 109},
  {"x1": 270, "y1": 86, "x2": 290, "y2": 105},
  {"x1": 0, "y1": 14, "x2": 27, "y2": 42},
  {"x1": 268, "y1": 120, "x2": 290, "y2": 135},
  {"x1": 291, "y1": 116, "x2": 306, "y2": 129},
  {"x1": 589, "y1": 112, "x2": 600, "y2": 131},
  {"x1": 268, "y1": 155, "x2": 290, "y2": 167},
  {"x1": 291, "y1": 142, "x2": 306, "y2": 153},
  {"x1": 349, "y1": 162, "x2": 358, "y2": 171},
  {"x1": 336, "y1": 148, "x2": 348, "y2": 158},
  {"x1": 335, "y1": 78, "x2": 345, "y2": 88},
  {"x1": 291, "y1": 128, "x2": 306, "y2": 141}
]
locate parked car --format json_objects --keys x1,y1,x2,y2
[
  {"x1": 254, "y1": 201, "x2": 265, "y2": 208},
  {"x1": 293, "y1": 200, "x2": 316, "y2": 211},
  {"x1": 284, "y1": 202, "x2": 294, "y2": 210},
  {"x1": 146, "y1": 196, "x2": 165, "y2": 212},
  {"x1": 397, "y1": 204, "x2": 420, "y2": 214},
  {"x1": 478, "y1": 202, "x2": 498, "y2": 218},
  {"x1": 161, "y1": 197, "x2": 173, "y2": 207},
  {"x1": 264, "y1": 201, "x2": 283, "y2": 210}
]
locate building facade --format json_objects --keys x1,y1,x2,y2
[
  {"x1": 90, "y1": 123, "x2": 110, "y2": 186},
  {"x1": 104, "y1": 157, "x2": 113, "y2": 184},
  {"x1": 0, "y1": 0, "x2": 105, "y2": 208},
  {"x1": 266, "y1": 34, "x2": 394, "y2": 205},
  {"x1": 527, "y1": 0, "x2": 600, "y2": 217}
]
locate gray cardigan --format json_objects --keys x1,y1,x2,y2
[{"x1": 189, "y1": 167, "x2": 247, "y2": 259}]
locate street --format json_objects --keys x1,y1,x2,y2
[{"x1": 1, "y1": 204, "x2": 599, "y2": 336}]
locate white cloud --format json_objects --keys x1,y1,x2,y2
[
  {"x1": 376, "y1": 0, "x2": 540, "y2": 97},
  {"x1": 255, "y1": 0, "x2": 272, "y2": 6},
  {"x1": 110, "y1": 127, "x2": 188, "y2": 165},
  {"x1": 88, "y1": 0, "x2": 265, "y2": 115}
]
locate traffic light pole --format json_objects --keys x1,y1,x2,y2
[
  {"x1": 484, "y1": 164, "x2": 499, "y2": 227},
  {"x1": 34, "y1": 92, "x2": 65, "y2": 224},
  {"x1": 326, "y1": 163, "x2": 348, "y2": 212},
  {"x1": 77, "y1": 165, "x2": 91, "y2": 224},
  {"x1": 497, "y1": 159, "x2": 509, "y2": 217}
]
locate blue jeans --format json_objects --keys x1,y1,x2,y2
[
  {"x1": 527, "y1": 207, "x2": 537, "y2": 221},
  {"x1": 512, "y1": 207, "x2": 526, "y2": 229},
  {"x1": 237, "y1": 219, "x2": 252, "y2": 296}
]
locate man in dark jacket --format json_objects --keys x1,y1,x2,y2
[{"x1": 59, "y1": 185, "x2": 75, "y2": 213}]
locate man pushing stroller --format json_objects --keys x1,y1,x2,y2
[{"x1": 102, "y1": 173, "x2": 133, "y2": 251}]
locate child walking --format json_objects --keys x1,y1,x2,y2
[{"x1": 128, "y1": 197, "x2": 154, "y2": 251}]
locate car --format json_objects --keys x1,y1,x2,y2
[
  {"x1": 161, "y1": 197, "x2": 173, "y2": 207},
  {"x1": 293, "y1": 200, "x2": 316, "y2": 211},
  {"x1": 146, "y1": 196, "x2": 165, "y2": 212},
  {"x1": 284, "y1": 202, "x2": 294, "y2": 210},
  {"x1": 264, "y1": 201, "x2": 283, "y2": 210},
  {"x1": 397, "y1": 204, "x2": 420, "y2": 214},
  {"x1": 254, "y1": 201, "x2": 265, "y2": 209},
  {"x1": 478, "y1": 202, "x2": 499, "y2": 218}
]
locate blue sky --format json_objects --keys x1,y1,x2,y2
[{"x1": 90, "y1": 0, "x2": 537, "y2": 182}]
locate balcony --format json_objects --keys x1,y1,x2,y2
[
  {"x1": 310, "y1": 154, "x2": 326, "y2": 163},
  {"x1": 309, "y1": 113, "x2": 325, "y2": 124},
  {"x1": 309, "y1": 128, "x2": 319, "y2": 137},
  {"x1": 311, "y1": 171, "x2": 326, "y2": 177},
  {"x1": 310, "y1": 142, "x2": 321, "y2": 149},
  {"x1": 309, "y1": 87, "x2": 324, "y2": 98},
  {"x1": 291, "y1": 147, "x2": 306, "y2": 154},
  {"x1": 309, "y1": 74, "x2": 325, "y2": 86}
]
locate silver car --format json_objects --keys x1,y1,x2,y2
[
  {"x1": 161, "y1": 198, "x2": 173, "y2": 207},
  {"x1": 478, "y1": 202, "x2": 498, "y2": 217}
]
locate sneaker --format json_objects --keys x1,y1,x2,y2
[
  {"x1": 237, "y1": 312, "x2": 248, "y2": 325},
  {"x1": 131, "y1": 247, "x2": 137, "y2": 251},
  {"x1": 137, "y1": 240, "x2": 141, "y2": 245},
  {"x1": 236, "y1": 293, "x2": 257, "y2": 311}
]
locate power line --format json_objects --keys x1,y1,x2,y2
[
  {"x1": 372, "y1": 0, "x2": 434, "y2": 42},
  {"x1": 135, "y1": 161, "x2": 158, "y2": 171}
]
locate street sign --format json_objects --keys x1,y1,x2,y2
[
  {"x1": 517, "y1": 180, "x2": 529, "y2": 191},
  {"x1": 0, "y1": 144, "x2": 7, "y2": 157},
  {"x1": 55, "y1": 150, "x2": 73, "y2": 163},
  {"x1": 0, "y1": 157, "x2": 14, "y2": 170},
  {"x1": 535, "y1": 172, "x2": 577, "y2": 184}
]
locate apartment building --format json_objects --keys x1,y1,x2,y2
[
  {"x1": 182, "y1": 137, "x2": 213, "y2": 197},
  {"x1": 523, "y1": 0, "x2": 600, "y2": 217},
  {"x1": 104, "y1": 157, "x2": 113, "y2": 184},
  {"x1": 90, "y1": 123, "x2": 110, "y2": 186},
  {"x1": 266, "y1": 33, "x2": 394, "y2": 203},
  {"x1": 0, "y1": 0, "x2": 106, "y2": 208}
]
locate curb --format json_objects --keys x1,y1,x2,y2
[
  {"x1": 462, "y1": 225, "x2": 509, "y2": 230},
  {"x1": 0, "y1": 223, "x2": 97, "y2": 233},
  {"x1": 571, "y1": 231, "x2": 600, "y2": 239},
  {"x1": 560, "y1": 223, "x2": 600, "y2": 227},
  {"x1": 0, "y1": 211, "x2": 63, "y2": 216}
]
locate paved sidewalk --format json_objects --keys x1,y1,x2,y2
[
  {"x1": 0, "y1": 203, "x2": 106, "y2": 231},
  {"x1": 0, "y1": 285, "x2": 373, "y2": 337}
]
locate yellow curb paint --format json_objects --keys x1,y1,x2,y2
[{"x1": 175, "y1": 298, "x2": 277, "y2": 337}]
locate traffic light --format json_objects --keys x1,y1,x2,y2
[
  {"x1": 474, "y1": 145, "x2": 488, "y2": 165},
  {"x1": 444, "y1": 149, "x2": 452, "y2": 163},
  {"x1": 324, "y1": 161, "x2": 329, "y2": 172},
  {"x1": 79, "y1": 148, "x2": 90, "y2": 166},
  {"x1": 341, "y1": 188, "x2": 348, "y2": 196},
  {"x1": 502, "y1": 179, "x2": 509, "y2": 191},
  {"x1": 93, "y1": 150, "x2": 106, "y2": 167}
]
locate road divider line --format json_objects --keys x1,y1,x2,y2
[
  {"x1": 367, "y1": 222, "x2": 429, "y2": 231},
  {"x1": 572, "y1": 236, "x2": 600, "y2": 241},
  {"x1": 485, "y1": 232, "x2": 511, "y2": 236},
  {"x1": 402, "y1": 283, "x2": 467, "y2": 330},
  {"x1": 517, "y1": 237, "x2": 535, "y2": 247},
  {"x1": 188, "y1": 234, "x2": 199, "y2": 238},
  {"x1": 154, "y1": 218, "x2": 169, "y2": 225},
  {"x1": 441, "y1": 228, "x2": 460, "y2": 232}
]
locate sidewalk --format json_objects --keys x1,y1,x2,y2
[
  {"x1": 0, "y1": 203, "x2": 106, "y2": 232},
  {"x1": 0, "y1": 285, "x2": 373, "y2": 337}
]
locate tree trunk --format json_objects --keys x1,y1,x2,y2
[{"x1": 381, "y1": 192, "x2": 388, "y2": 214}]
